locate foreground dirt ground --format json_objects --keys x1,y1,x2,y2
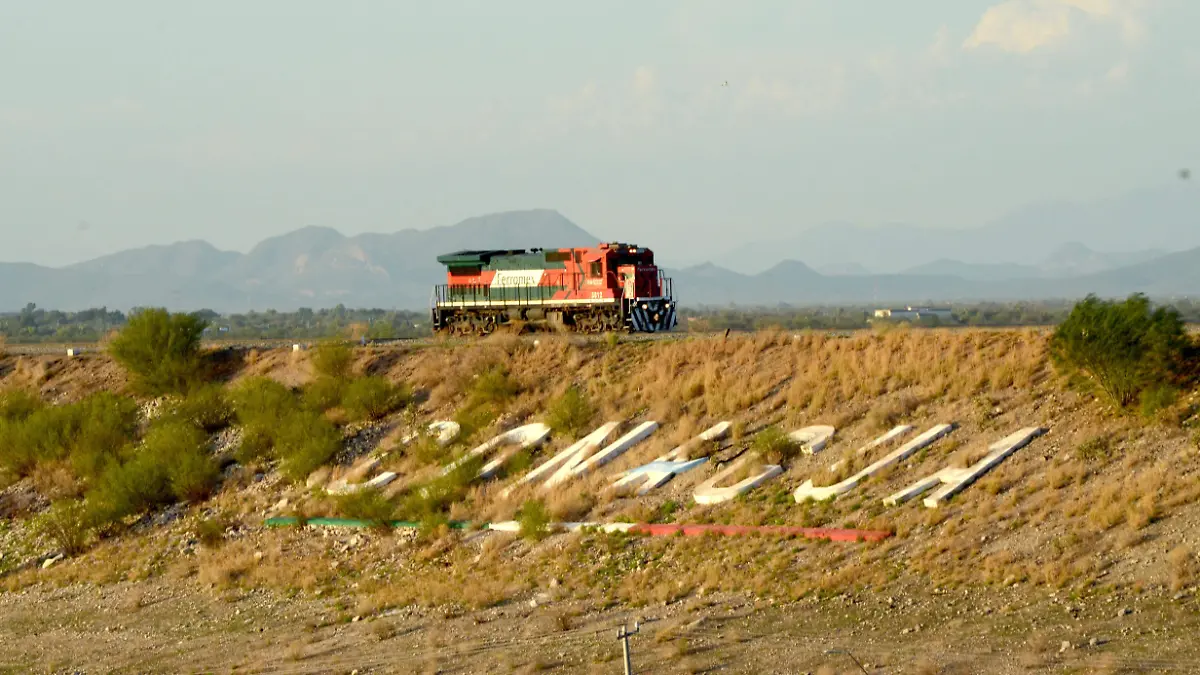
[{"x1": 3, "y1": 571, "x2": 1200, "y2": 674}]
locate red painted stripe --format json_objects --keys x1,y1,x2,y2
[{"x1": 627, "y1": 523, "x2": 892, "y2": 542}]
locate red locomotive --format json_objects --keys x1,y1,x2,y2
[{"x1": 431, "y1": 243, "x2": 676, "y2": 335}]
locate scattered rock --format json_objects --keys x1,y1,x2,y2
[{"x1": 211, "y1": 426, "x2": 244, "y2": 459}]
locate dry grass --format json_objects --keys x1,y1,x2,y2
[
  {"x1": 5, "y1": 327, "x2": 1200, "y2": 613},
  {"x1": 196, "y1": 538, "x2": 331, "y2": 592},
  {"x1": 1168, "y1": 546, "x2": 1197, "y2": 592}
]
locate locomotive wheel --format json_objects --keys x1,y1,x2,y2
[
  {"x1": 603, "y1": 312, "x2": 622, "y2": 332},
  {"x1": 476, "y1": 315, "x2": 496, "y2": 335},
  {"x1": 571, "y1": 312, "x2": 590, "y2": 333}
]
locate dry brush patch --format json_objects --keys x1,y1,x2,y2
[{"x1": 3, "y1": 328, "x2": 1200, "y2": 611}]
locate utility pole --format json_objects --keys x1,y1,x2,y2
[{"x1": 617, "y1": 620, "x2": 640, "y2": 675}]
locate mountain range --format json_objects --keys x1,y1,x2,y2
[
  {"x1": 712, "y1": 184, "x2": 1199, "y2": 276},
  {"x1": 1, "y1": 199, "x2": 1197, "y2": 312}
]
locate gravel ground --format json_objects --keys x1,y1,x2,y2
[{"x1": 2, "y1": 574, "x2": 1199, "y2": 674}]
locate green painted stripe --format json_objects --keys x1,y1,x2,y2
[{"x1": 264, "y1": 516, "x2": 474, "y2": 529}]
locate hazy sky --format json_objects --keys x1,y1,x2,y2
[{"x1": 2, "y1": 1, "x2": 1198, "y2": 266}]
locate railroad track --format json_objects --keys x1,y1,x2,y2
[
  {"x1": 0, "y1": 329, "x2": 711, "y2": 356},
  {"x1": 1, "y1": 325, "x2": 1061, "y2": 356}
]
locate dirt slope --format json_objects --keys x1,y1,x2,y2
[{"x1": 2, "y1": 329, "x2": 1200, "y2": 673}]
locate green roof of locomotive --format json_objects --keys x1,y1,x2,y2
[{"x1": 436, "y1": 248, "x2": 570, "y2": 270}]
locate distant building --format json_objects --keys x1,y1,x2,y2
[{"x1": 872, "y1": 306, "x2": 956, "y2": 323}]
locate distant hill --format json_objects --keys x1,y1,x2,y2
[
  {"x1": 899, "y1": 243, "x2": 1168, "y2": 282},
  {"x1": 816, "y1": 262, "x2": 872, "y2": 276},
  {"x1": 2, "y1": 207, "x2": 1198, "y2": 313},
  {"x1": 0, "y1": 209, "x2": 598, "y2": 312},
  {"x1": 714, "y1": 185, "x2": 1199, "y2": 275},
  {"x1": 667, "y1": 244, "x2": 1200, "y2": 307}
]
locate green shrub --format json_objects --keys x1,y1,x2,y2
[
  {"x1": 193, "y1": 513, "x2": 229, "y2": 548},
  {"x1": 408, "y1": 433, "x2": 449, "y2": 466},
  {"x1": 1139, "y1": 384, "x2": 1179, "y2": 419},
  {"x1": 229, "y1": 377, "x2": 296, "y2": 426},
  {"x1": 0, "y1": 392, "x2": 137, "y2": 481},
  {"x1": 453, "y1": 403, "x2": 497, "y2": 442},
  {"x1": 311, "y1": 341, "x2": 354, "y2": 380},
  {"x1": 517, "y1": 498, "x2": 551, "y2": 541},
  {"x1": 334, "y1": 488, "x2": 396, "y2": 528},
  {"x1": 0, "y1": 389, "x2": 43, "y2": 422},
  {"x1": 1075, "y1": 436, "x2": 1113, "y2": 463},
  {"x1": 1050, "y1": 294, "x2": 1191, "y2": 408},
  {"x1": 398, "y1": 455, "x2": 483, "y2": 521},
  {"x1": 545, "y1": 385, "x2": 594, "y2": 438},
  {"x1": 468, "y1": 366, "x2": 520, "y2": 408},
  {"x1": 503, "y1": 448, "x2": 534, "y2": 478},
  {"x1": 85, "y1": 418, "x2": 216, "y2": 521},
  {"x1": 108, "y1": 308, "x2": 209, "y2": 395},
  {"x1": 36, "y1": 500, "x2": 93, "y2": 556},
  {"x1": 234, "y1": 423, "x2": 276, "y2": 464},
  {"x1": 88, "y1": 451, "x2": 172, "y2": 524},
  {"x1": 302, "y1": 376, "x2": 345, "y2": 413},
  {"x1": 654, "y1": 500, "x2": 680, "y2": 524},
  {"x1": 751, "y1": 426, "x2": 800, "y2": 465},
  {"x1": 275, "y1": 411, "x2": 342, "y2": 481},
  {"x1": 165, "y1": 385, "x2": 232, "y2": 432},
  {"x1": 144, "y1": 419, "x2": 208, "y2": 458},
  {"x1": 342, "y1": 376, "x2": 411, "y2": 421},
  {"x1": 66, "y1": 394, "x2": 140, "y2": 480},
  {"x1": 169, "y1": 448, "x2": 220, "y2": 502}
]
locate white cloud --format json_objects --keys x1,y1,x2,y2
[
  {"x1": 963, "y1": 0, "x2": 1147, "y2": 54},
  {"x1": 928, "y1": 25, "x2": 953, "y2": 63}
]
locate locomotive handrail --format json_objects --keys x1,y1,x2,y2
[{"x1": 434, "y1": 272, "x2": 589, "y2": 306}]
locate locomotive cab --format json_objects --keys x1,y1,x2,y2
[{"x1": 602, "y1": 243, "x2": 676, "y2": 333}]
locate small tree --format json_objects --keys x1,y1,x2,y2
[
  {"x1": 341, "y1": 376, "x2": 412, "y2": 421},
  {"x1": 1050, "y1": 294, "x2": 1190, "y2": 408},
  {"x1": 108, "y1": 308, "x2": 208, "y2": 395},
  {"x1": 517, "y1": 498, "x2": 551, "y2": 541},
  {"x1": 36, "y1": 500, "x2": 93, "y2": 556},
  {"x1": 310, "y1": 341, "x2": 354, "y2": 381}
]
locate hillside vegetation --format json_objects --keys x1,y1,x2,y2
[{"x1": 1, "y1": 299, "x2": 1200, "y2": 670}]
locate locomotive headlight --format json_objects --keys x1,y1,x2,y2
[{"x1": 641, "y1": 303, "x2": 648, "y2": 310}]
